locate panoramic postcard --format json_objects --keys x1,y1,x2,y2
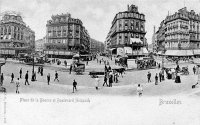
[{"x1": 0, "y1": 0, "x2": 200, "y2": 125}]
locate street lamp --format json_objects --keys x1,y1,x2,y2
[
  {"x1": 31, "y1": 52, "x2": 35, "y2": 81},
  {"x1": 162, "y1": 42, "x2": 166, "y2": 69},
  {"x1": 131, "y1": 42, "x2": 134, "y2": 59}
]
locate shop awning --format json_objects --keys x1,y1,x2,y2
[
  {"x1": 194, "y1": 49, "x2": 200, "y2": 55},
  {"x1": 165, "y1": 50, "x2": 194, "y2": 56}
]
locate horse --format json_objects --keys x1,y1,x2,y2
[{"x1": 112, "y1": 68, "x2": 126, "y2": 77}]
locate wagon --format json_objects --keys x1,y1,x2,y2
[
  {"x1": 74, "y1": 63, "x2": 85, "y2": 75},
  {"x1": 89, "y1": 71, "x2": 105, "y2": 78},
  {"x1": 0, "y1": 87, "x2": 6, "y2": 93}
]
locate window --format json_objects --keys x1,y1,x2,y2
[
  {"x1": 131, "y1": 20, "x2": 134, "y2": 30},
  {"x1": 136, "y1": 22, "x2": 139, "y2": 30},
  {"x1": 136, "y1": 33, "x2": 139, "y2": 38}
]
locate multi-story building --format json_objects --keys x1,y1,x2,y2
[
  {"x1": 35, "y1": 37, "x2": 45, "y2": 53},
  {"x1": 156, "y1": 7, "x2": 200, "y2": 56},
  {"x1": 44, "y1": 13, "x2": 90, "y2": 58},
  {"x1": 105, "y1": 4, "x2": 147, "y2": 58},
  {"x1": 0, "y1": 11, "x2": 35, "y2": 57},
  {"x1": 90, "y1": 38, "x2": 104, "y2": 54}
]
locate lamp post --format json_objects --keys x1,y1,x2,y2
[
  {"x1": 132, "y1": 42, "x2": 134, "y2": 59},
  {"x1": 162, "y1": 42, "x2": 166, "y2": 69},
  {"x1": 0, "y1": 60, "x2": 6, "y2": 85},
  {"x1": 31, "y1": 52, "x2": 35, "y2": 81}
]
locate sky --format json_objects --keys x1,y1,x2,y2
[{"x1": 0, "y1": 0, "x2": 200, "y2": 44}]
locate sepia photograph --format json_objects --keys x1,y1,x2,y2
[{"x1": 0, "y1": 0, "x2": 200, "y2": 124}]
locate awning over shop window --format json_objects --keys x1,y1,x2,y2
[
  {"x1": 194, "y1": 49, "x2": 200, "y2": 55},
  {"x1": 165, "y1": 50, "x2": 194, "y2": 56}
]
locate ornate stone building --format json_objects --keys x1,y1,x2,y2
[
  {"x1": 0, "y1": 12, "x2": 35, "y2": 57},
  {"x1": 105, "y1": 4, "x2": 148, "y2": 57},
  {"x1": 35, "y1": 37, "x2": 45, "y2": 53},
  {"x1": 90, "y1": 38, "x2": 104, "y2": 54},
  {"x1": 45, "y1": 13, "x2": 90, "y2": 58},
  {"x1": 156, "y1": 7, "x2": 200, "y2": 56}
]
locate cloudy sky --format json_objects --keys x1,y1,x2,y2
[{"x1": 0, "y1": 0, "x2": 200, "y2": 43}]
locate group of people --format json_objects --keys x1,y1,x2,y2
[
  {"x1": 97, "y1": 58, "x2": 110, "y2": 65},
  {"x1": 147, "y1": 70, "x2": 165, "y2": 85},
  {"x1": 136, "y1": 59, "x2": 157, "y2": 69}
]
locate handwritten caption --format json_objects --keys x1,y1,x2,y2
[{"x1": 20, "y1": 97, "x2": 90, "y2": 103}]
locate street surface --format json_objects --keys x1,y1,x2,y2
[{"x1": 0, "y1": 56, "x2": 200, "y2": 96}]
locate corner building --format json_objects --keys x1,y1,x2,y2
[
  {"x1": 156, "y1": 7, "x2": 200, "y2": 56},
  {"x1": 45, "y1": 13, "x2": 90, "y2": 58},
  {"x1": 0, "y1": 12, "x2": 35, "y2": 57},
  {"x1": 105, "y1": 4, "x2": 148, "y2": 58}
]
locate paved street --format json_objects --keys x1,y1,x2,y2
[{"x1": 0, "y1": 56, "x2": 200, "y2": 96}]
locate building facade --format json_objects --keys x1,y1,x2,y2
[
  {"x1": 156, "y1": 7, "x2": 200, "y2": 56},
  {"x1": 0, "y1": 12, "x2": 35, "y2": 57},
  {"x1": 105, "y1": 4, "x2": 147, "y2": 57},
  {"x1": 90, "y1": 38, "x2": 104, "y2": 54},
  {"x1": 45, "y1": 13, "x2": 90, "y2": 58},
  {"x1": 35, "y1": 37, "x2": 45, "y2": 53}
]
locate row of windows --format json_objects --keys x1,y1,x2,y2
[
  {"x1": 47, "y1": 25, "x2": 80, "y2": 32},
  {"x1": 0, "y1": 33, "x2": 23, "y2": 40},
  {"x1": 48, "y1": 31, "x2": 79, "y2": 37},
  {"x1": 165, "y1": 42, "x2": 188, "y2": 48},
  {"x1": 166, "y1": 34, "x2": 189, "y2": 40},
  {"x1": 117, "y1": 12, "x2": 145, "y2": 20},
  {"x1": 0, "y1": 43, "x2": 24, "y2": 48}
]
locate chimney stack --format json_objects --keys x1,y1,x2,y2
[{"x1": 128, "y1": 4, "x2": 129, "y2": 11}]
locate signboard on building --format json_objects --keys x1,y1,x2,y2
[{"x1": 117, "y1": 48, "x2": 124, "y2": 56}]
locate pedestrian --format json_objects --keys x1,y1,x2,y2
[
  {"x1": 193, "y1": 66, "x2": 196, "y2": 75},
  {"x1": 105, "y1": 65, "x2": 107, "y2": 72},
  {"x1": 54, "y1": 71, "x2": 59, "y2": 82},
  {"x1": 103, "y1": 74, "x2": 108, "y2": 86},
  {"x1": 47, "y1": 73, "x2": 50, "y2": 85},
  {"x1": 11, "y1": 73, "x2": 14, "y2": 83},
  {"x1": 115, "y1": 73, "x2": 119, "y2": 83},
  {"x1": 0, "y1": 73, "x2": 4, "y2": 86},
  {"x1": 159, "y1": 71, "x2": 162, "y2": 82},
  {"x1": 19, "y1": 68, "x2": 22, "y2": 78},
  {"x1": 25, "y1": 71, "x2": 29, "y2": 85},
  {"x1": 100, "y1": 60, "x2": 101, "y2": 64},
  {"x1": 72, "y1": 80, "x2": 77, "y2": 93},
  {"x1": 15, "y1": 78, "x2": 20, "y2": 94},
  {"x1": 38, "y1": 66, "x2": 40, "y2": 74},
  {"x1": 95, "y1": 76, "x2": 100, "y2": 90},
  {"x1": 147, "y1": 72, "x2": 151, "y2": 83},
  {"x1": 86, "y1": 61, "x2": 88, "y2": 65},
  {"x1": 136, "y1": 84, "x2": 143, "y2": 97},
  {"x1": 69, "y1": 65, "x2": 72, "y2": 74},
  {"x1": 41, "y1": 67, "x2": 43, "y2": 76},
  {"x1": 155, "y1": 73, "x2": 158, "y2": 85},
  {"x1": 34, "y1": 72, "x2": 37, "y2": 81},
  {"x1": 109, "y1": 74, "x2": 113, "y2": 87}
]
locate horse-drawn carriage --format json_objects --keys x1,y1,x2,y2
[
  {"x1": 136, "y1": 57, "x2": 156, "y2": 70},
  {"x1": 115, "y1": 56, "x2": 128, "y2": 67},
  {"x1": 0, "y1": 87, "x2": 6, "y2": 93},
  {"x1": 181, "y1": 66, "x2": 189, "y2": 75},
  {"x1": 73, "y1": 63, "x2": 85, "y2": 75}
]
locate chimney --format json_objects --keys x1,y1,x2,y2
[{"x1": 128, "y1": 5, "x2": 129, "y2": 11}]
